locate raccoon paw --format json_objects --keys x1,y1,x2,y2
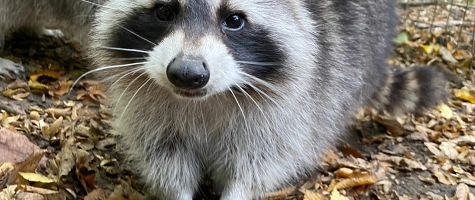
[{"x1": 0, "y1": 58, "x2": 26, "y2": 80}]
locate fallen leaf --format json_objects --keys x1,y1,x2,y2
[
  {"x1": 454, "y1": 89, "x2": 475, "y2": 104},
  {"x1": 437, "y1": 103, "x2": 453, "y2": 119},
  {"x1": 29, "y1": 69, "x2": 61, "y2": 82},
  {"x1": 333, "y1": 174, "x2": 378, "y2": 190},
  {"x1": 439, "y1": 142, "x2": 459, "y2": 160},
  {"x1": 394, "y1": 32, "x2": 409, "y2": 44},
  {"x1": 18, "y1": 172, "x2": 55, "y2": 183},
  {"x1": 433, "y1": 169, "x2": 457, "y2": 185},
  {"x1": 456, "y1": 183, "x2": 471, "y2": 200},
  {"x1": 329, "y1": 188, "x2": 349, "y2": 200},
  {"x1": 303, "y1": 190, "x2": 324, "y2": 200},
  {"x1": 439, "y1": 46, "x2": 458, "y2": 64}
]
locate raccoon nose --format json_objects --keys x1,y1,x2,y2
[{"x1": 166, "y1": 58, "x2": 210, "y2": 89}]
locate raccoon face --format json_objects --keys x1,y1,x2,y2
[{"x1": 92, "y1": 0, "x2": 316, "y2": 99}]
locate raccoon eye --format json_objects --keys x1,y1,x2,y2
[
  {"x1": 156, "y1": 5, "x2": 174, "y2": 21},
  {"x1": 222, "y1": 14, "x2": 245, "y2": 31}
]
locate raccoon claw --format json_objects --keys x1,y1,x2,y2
[{"x1": 0, "y1": 58, "x2": 26, "y2": 80}]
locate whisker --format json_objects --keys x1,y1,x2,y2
[
  {"x1": 98, "y1": 46, "x2": 150, "y2": 54},
  {"x1": 234, "y1": 85, "x2": 265, "y2": 115},
  {"x1": 238, "y1": 72, "x2": 280, "y2": 93},
  {"x1": 114, "y1": 71, "x2": 148, "y2": 113},
  {"x1": 228, "y1": 87, "x2": 246, "y2": 121},
  {"x1": 236, "y1": 61, "x2": 280, "y2": 66},
  {"x1": 119, "y1": 77, "x2": 152, "y2": 121},
  {"x1": 238, "y1": 78, "x2": 281, "y2": 108},
  {"x1": 70, "y1": 61, "x2": 148, "y2": 93},
  {"x1": 79, "y1": 0, "x2": 124, "y2": 12},
  {"x1": 118, "y1": 25, "x2": 157, "y2": 46},
  {"x1": 233, "y1": 84, "x2": 273, "y2": 126},
  {"x1": 119, "y1": 57, "x2": 148, "y2": 61},
  {"x1": 146, "y1": 78, "x2": 156, "y2": 95},
  {"x1": 108, "y1": 67, "x2": 146, "y2": 90},
  {"x1": 199, "y1": 102, "x2": 208, "y2": 143}
]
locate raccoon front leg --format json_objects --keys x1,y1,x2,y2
[
  {"x1": 220, "y1": 184, "x2": 253, "y2": 200},
  {"x1": 131, "y1": 136, "x2": 201, "y2": 200}
]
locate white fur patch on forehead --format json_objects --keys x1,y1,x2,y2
[
  {"x1": 177, "y1": 0, "x2": 222, "y2": 8},
  {"x1": 225, "y1": 0, "x2": 291, "y2": 23}
]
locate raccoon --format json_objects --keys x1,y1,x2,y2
[
  {"x1": 87, "y1": 0, "x2": 448, "y2": 199},
  {"x1": 1, "y1": 0, "x2": 447, "y2": 199},
  {"x1": 0, "y1": 0, "x2": 103, "y2": 78}
]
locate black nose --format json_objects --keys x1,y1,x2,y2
[{"x1": 166, "y1": 57, "x2": 210, "y2": 89}]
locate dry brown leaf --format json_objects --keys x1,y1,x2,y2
[
  {"x1": 439, "y1": 46, "x2": 458, "y2": 64},
  {"x1": 6, "y1": 79, "x2": 28, "y2": 90},
  {"x1": 3, "y1": 88, "x2": 27, "y2": 98},
  {"x1": 0, "y1": 162, "x2": 14, "y2": 188},
  {"x1": 18, "y1": 172, "x2": 55, "y2": 183},
  {"x1": 29, "y1": 111, "x2": 41, "y2": 121},
  {"x1": 456, "y1": 183, "x2": 471, "y2": 200},
  {"x1": 374, "y1": 115, "x2": 405, "y2": 136},
  {"x1": 54, "y1": 80, "x2": 74, "y2": 96},
  {"x1": 8, "y1": 150, "x2": 46, "y2": 185},
  {"x1": 333, "y1": 174, "x2": 378, "y2": 191},
  {"x1": 439, "y1": 142, "x2": 459, "y2": 160},
  {"x1": 418, "y1": 175, "x2": 436, "y2": 185},
  {"x1": 303, "y1": 190, "x2": 324, "y2": 200},
  {"x1": 424, "y1": 142, "x2": 443, "y2": 157},
  {"x1": 433, "y1": 169, "x2": 457, "y2": 185},
  {"x1": 45, "y1": 107, "x2": 71, "y2": 118},
  {"x1": 341, "y1": 146, "x2": 363, "y2": 159},
  {"x1": 57, "y1": 137, "x2": 76, "y2": 177},
  {"x1": 0, "y1": 185, "x2": 16, "y2": 199},
  {"x1": 426, "y1": 192, "x2": 444, "y2": 200},
  {"x1": 41, "y1": 117, "x2": 63, "y2": 137},
  {"x1": 329, "y1": 188, "x2": 349, "y2": 200},
  {"x1": 18, "y1": 185, "x2": 58, "y2": 195},
  {"x1": 264, "y1": 186, "x2": 296, "y2": 199},
  {"x1": 334, "y1": 168, "x2": 353, "y2": 179},
  {"x1": 450, "y1": 136, "x2": 475, "y2": 146},
  {"x1": 375, "y1": 153, "x2": 427, "y2": 170},
  {"x1": 84, "y1": 189, "x2": 107, "y2": 200}
]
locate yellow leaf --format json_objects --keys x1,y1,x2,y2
[
  {"x1": 1, "y1": 114, "x2": 20, "y2": 128},
  {"x1": 18, "y1": 172, "x2": 55, "y2": 183},
  {"x1": 28, "y1": 80, "x2": 50, "y2": 91},
  {"x1": 329, "y1": 188, "x2": 349, "y2": 200},
  {"x1": 454, "y1": 89, "x2": 475, "y2": 104},
  {"x1": 29, "y1": 69, "x2": 61, "y2": 82},
  {"x1": 437, "y1": 103, "x2": 453, "y2": 119},
  {"x1": 421, "y1": 43, "x2": 440, "y2": 54}
]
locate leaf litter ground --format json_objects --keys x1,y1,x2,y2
[{"x1": 1, "y1": 4, "x2": 475, "y2": 200}]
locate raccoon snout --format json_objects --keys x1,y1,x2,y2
[{"x1": 166, "y1": 58, "x2": 210, "y2": 89}]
